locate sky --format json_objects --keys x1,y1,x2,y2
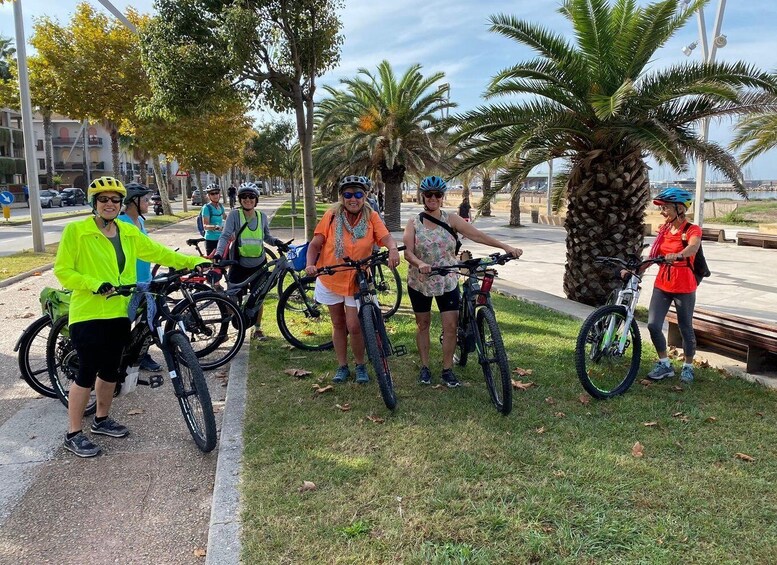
[{"x1": 2, "y1": 0, "x2": 777, "y2": 181}]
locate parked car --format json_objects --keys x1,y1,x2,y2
[
  {"x1": 60, "y1": 187, "x2": 86, "y2": 206},
  {"x1": 191, "y1": 189, "x2": 205, "y2": 206},
  {"x1": 39, "y1": 189, "x2": 63, "y2": 208}
]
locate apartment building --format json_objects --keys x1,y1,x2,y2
[{"x1": 0, "y1": 108, "x2": 26, "y2": 196}]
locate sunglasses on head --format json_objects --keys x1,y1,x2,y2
[
  {"x1": 239, "y1": 194, "x2": 257, "y2": 200},
  {"x1": 96, "y1": 196, "x2": 123, "y2": 204},
  {"x1": 342, "y1": 191, "x2": 364, "y2": 199},
  {"x1": 424, "y1": 191, "x2": 444, "y2": 199}
]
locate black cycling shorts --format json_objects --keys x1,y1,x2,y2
[
  {"x1": 69, "y1": 317, "x2": 131, "y2": 388},
  {"x1": 407, "y1": 284, "x2": 460, "y2": 313}
]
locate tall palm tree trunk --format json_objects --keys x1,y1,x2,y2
[
  {"x1": 139, "y1": 153, "x2": 148, "y2": 185},
  {"x1": 380, "y1": 162, "x2": 406, "y2": 231},
  {"x1": 563, "y1": 148, "x2": 650, "y2": 305},
  {"x1": 42, "y1": 110, "x2": 54, "y2": 188},
  {"x1": 152, "y1": 155, "x2": 173, "y2": 215},
  {"x1": 109, "y1": 124, "x2": 120, "y2": 178},
  {"x1": 481, "y1": 175, "x2": 493, "y2": 217},
  {"x1": 509, "y1": 186, "x2": 522, "y2": 226}
]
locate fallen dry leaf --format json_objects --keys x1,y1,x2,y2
[
  {"x1": 639, "y1": 379, "x2": 653, "y2": 386},
  {"x1": 631, "y1": 441, "x2": 644, "y2": 458},
  {"x1": 735, "y1": 452, "x2": 755, "y2": 462},
  {"x1": 554, "y1": 411, "x2": 566, "y2": 419},
  {"x1": 578, "y1": 393, "x2": 591, "y2": 405},
  {"x1": 672, "y1": 412, "x2": 684, "y2": 418},
  {"x1": 366, "y1": 415, "x2": 385, "y2": 424},
  {"x1": 643, "y1": 421, "x2": 658, "y2": 427},
  {"x1": 545, "y1": 397, "x2": 556, "y2": 405},
  {"x1": 512, "y1": 367, "x2": 534, "y2": 376},
  {"x1": 315, "y1": 385, "x2": 334, "y2": 394},
  {"x1": 193, "y1": 548, "x2": 206, "y2": 558},
  {"x1": 335, "y1": 403, "x2": 352, "y2": 412},
  {"x1": 670, "y1": 385, "x2": 684, "y2": 392},
  {"x1": 553, "y1": 470, "x2": 565, "y2": 477},
  {"x1": 535, "y1": 426, "x2": 546, "y2": 434},
  {"x1": 679, "y1": 415, "x2": 690, "y2": 423},
  {"x1": 432, "y1": 384, "x2": 444, "y2": 389},
  {"x1": 511, "y1": 379, "x2": 536, "y2": 391},
  {"x1": 127, "y1": 408, "x2": 144, "y2": 416},
  {"x1": 32, "y1": 272, "x2": 42, "y2": 277},
  {"x1": 20, "y1": 312, "x2": 34, "y2": 319},
  {"x1": 756, "y1": 412, "x2": 764, "y2": 417},
  {"x1": 705, "y1": 416, "x2": 718, "y2": 423},
  {"x1": 299, "y1": 480, "x2": 317, "y2": 492},
  {"x1": 284, "y1": 368, "x2": 312, "y2": 378}
]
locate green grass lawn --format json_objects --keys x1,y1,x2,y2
[
  {"x1": 241, "y1": 276, "x2": 777, "y2": 563},
  {"x1": 270, "y1": 200, "x2": 332, "y2": 228}
]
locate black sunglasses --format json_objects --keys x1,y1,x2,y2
[
  {"x1": 96, "y1": 196, "x2": 123, "y2": 204},
  {"x1": 239, "y1": 194, "x2": 257, "y2": 200},
  {"x1": 342, "y1": 191, "x2": 364, "y2": 199},
  {"x1": 423, "y1": 191, "x2": 444, "y2": 199}
]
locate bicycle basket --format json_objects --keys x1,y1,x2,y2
[{"x1": 287, "y1": 242, "x2": 309, "y2": 271}]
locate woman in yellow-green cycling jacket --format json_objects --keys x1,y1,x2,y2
[{"x1": 54, "y1": 176, "x2": 208, "y2": 458}]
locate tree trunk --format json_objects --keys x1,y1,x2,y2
[
  {"x1": 165, "y1": 160, "x2": 174, "y2": 198},
  {"x1": 109, "y1": 124, "x2": 120, "y2": 178},
  {"x1": 509, "y1": 186, "x2": 521, "y2": 226},
  {"x1": 152, "y1": 156, "x2": 173, "y2": 215},
  {"x1": 139, "y1": 153, "x2": 148, "y2": 186},
  {"x1": 380, "y1": 162, "x2": 406, "y2": 232},
  {"x1": 481, "y1": 175, "x2": 492, "y2": 217},
  {"x1": 292, "y1": 88, "x2": 318, "y2": 241},
  {"x1": 43, "y1": 110, "x2": 54, "y2": 188},
  {"x1": 563, "y1": 148, "x2": 650, "y2": 306}
]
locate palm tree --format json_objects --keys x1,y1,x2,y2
[
  {"x1": 0, "y1": 35, "x2": 14, "y2": 80},
  {"x1": 454, "y1": 0, "x2": 777, "y2": 305},
  {"x1": 314, "y1": 60, "x2": 455, "y2": 231},
  {"x1": 729, "y1": 102, "x2": 777, "y2": 165}
]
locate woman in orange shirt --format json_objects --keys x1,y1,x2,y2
[
  {"x1": 305, "y1": 176, "x2": 401, "y2": 384},
  {"x1": 644, "y1": 188, "x2": 702, "y2": 384}
]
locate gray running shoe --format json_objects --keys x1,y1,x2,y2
[
  {"x1": 90, "y1": 417, "x2": 129, "y2": 438},
  {"x1": 355, "y1": 364, "x2": 370, "y2": 384},
  {"x1": 64, "y1": 432, "x2": 101, "y2": 458},
  {"x1": 647, "y1": 361, "x2": 675, "y2": 381},
  {"x1": 680, "y1": 365, "x2": 694, "y2": 384},
  {"x1": 332, "y1": 365, "x2": 350, "y2": 383}
]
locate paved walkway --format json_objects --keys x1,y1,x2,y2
[{"x1": 1, "y1": 202, "x2": 775, "y2": 564}]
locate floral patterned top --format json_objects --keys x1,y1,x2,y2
[{"x1": 407, "y1": 211, "x2": 459, "y2": 297}]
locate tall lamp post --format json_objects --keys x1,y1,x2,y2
[{"x1": 681, "y1": 0, "x2": 727, "y2": 227}]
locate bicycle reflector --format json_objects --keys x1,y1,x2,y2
[{"x1": 477, "y1": 270, "x2": 496, "y2": 305}]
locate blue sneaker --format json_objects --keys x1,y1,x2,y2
[
  {"x1": 680, "y1": 364, "x2": 694, "y2": 384},
  {"x1": 647, "y1": 361, "x2": 674, "y2": 381},
  {"x1": 355, "y1": 364, "x2": 369, "y2": 384},
  {"x1": 441, "y1": 368, "x2": 461, "y2": 388},
  {"x1": 418, "y1": 366, "x2": 432, "y2": 385},
  {"x1": 332, "y1": 365, "x2": 350, "y2": 383}
]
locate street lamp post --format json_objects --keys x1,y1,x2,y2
[{"x1": 681, "y1": 0, "x2": 728, "y2": 227}]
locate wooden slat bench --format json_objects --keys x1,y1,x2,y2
[
  {"x1": 737, "y1": 232, "x2": 777, "y2": 249},
  {"x1": 701, "y1": 227, "x2": 731, "y2": 243},
  {"x1": 666, "y1": 307, "x2": 777, "y2": 373}
]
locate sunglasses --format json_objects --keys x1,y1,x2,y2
[
  {"x1": 96, "y1": 196, "x2": 123, "y2": 204},
  {"x1": 342, "y1": 191, "x2": 364, "y2": 199},
  {"x1": 239, "y1": 194, "x2": 257, "y2": 200},
  {"x1": 424, "y1": 191, "x2": 444, "y2": 199}
]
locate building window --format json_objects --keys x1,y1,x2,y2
[
  {"x1": 39, "y1": 159, "x2": 45, "y2": 170},
  {"x1": 36, "y1": 139, "x2": 44, "y2": 151}
]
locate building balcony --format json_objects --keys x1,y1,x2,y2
[
  {"x1": 52, "y1": 136, "x2": 104, "y2": 147},
  {"x1": 55, "y1": 161, "x2": 107, "y2": 171}
]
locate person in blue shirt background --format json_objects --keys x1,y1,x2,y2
[
  {"x1": 117, "y1": 182, "x2": 162, "y2": 371},
  {"x1": 201, "y1": 184, "x2": 225, "y2": 256},
  {"x1": 23, "y1": 185, "x2": 29, "y2": 207}
]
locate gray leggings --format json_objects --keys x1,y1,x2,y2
[{"x1": 647, "y1": 287, "x2": 696, "y2": 358}]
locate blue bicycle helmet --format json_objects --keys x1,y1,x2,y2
[
  {"x1": 360, "y1": 176, "x2": 373, "y2": 189},
  {"x1": 420, "y1": 176, "x2": 447, "y2": 192},
  {"x1": 338, "y1": 175, "x2": 368, "y2": 192},
  {"x1": 654, "y1": 187, "x2": 693, "y2": 209}
]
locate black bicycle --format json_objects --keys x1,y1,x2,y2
[
  {"x1": 430, "y1": 252, "x2": 518, "y2": 415},
  {"x1": 46, "y1": 270, "x2": 218, "y2": 452},
  {"x1": 575, "y1": 254, "x2": 666, "y2": 399},
  {"x1": 296, "y1": 247, "x2": 408, "y2": 410}
]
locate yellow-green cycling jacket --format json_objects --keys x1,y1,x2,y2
[{"x1": 54, "y1": 216, "x2": 207, "y2": 325}]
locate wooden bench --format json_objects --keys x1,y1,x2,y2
[
  {"x1": 737, "y1": 232, "x2": 777, "y2": 249},
  {"x1": 666, "y1": 307, "x2": 777, "y2": 373},
  {"x1": 701, "y1": 227, "x2": 731, "y2": 243}
]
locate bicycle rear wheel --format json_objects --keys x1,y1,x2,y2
[
  {"x1": 475, "y1": 307, "x2": 512, "y2": 415},
  {"x1": 360, "y1": 303, "x2": 397, "y2": 410},
  {"x1": 169, "y1": 292, "x2": 245, "y2": 370},
  {"x1": 575, "y1": 305, "x2": 641, "y2": 399},
  {"x1": 168, "y1": 332, "x2": 217, "y2": 452},
  {"x1": 16, "y1": 315, "x2": 58, "y2": 398},
  {"x1": 372, "y1": 263, "x2": 402, "y2": 319},
  {"x1": 46, "y1": 315, "x2": 97, "y2": 415},
  {"x1": 276, "y1": 277, "x2": 334, "y2": 351}
]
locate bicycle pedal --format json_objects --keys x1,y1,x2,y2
[
  {"x1": 148, "y1": 374, "x2": 164, "y2": 388},
  {"x1": 392, "y1": 344, "x2": 408, "y2": 357}
]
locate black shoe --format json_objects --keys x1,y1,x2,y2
[
  {"x1": 64, "y1": 432, "x2": 101, "y2": 457},
  {"x1": 441, "y1": 369, "x2": 461, "y2": 388},
  {"x1": 418, "y1": 366, "x2": 432, "y2": 385},
  {"x1": 91, "y1": 417, "x2": 129, "y2": 438},
  {"x1": 139, "y1": 354, "x2": 162, "y2": 372}
]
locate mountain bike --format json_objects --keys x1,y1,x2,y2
[
  {"x1": 46, "y1": 269, "x2": 218, "y2": 452},
  {"x1": 431, "y1": 252, "x2": 518, "y2": 415},
  {"x1": 294, "y1": 247, "x2": 408, "y2": 410},
  {"x1": 574, "y1": 254, "x2": 666, "y2": 399}
]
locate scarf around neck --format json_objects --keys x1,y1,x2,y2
[{"x1": 334, "y1": 207, "x2": 369, "y2": 259}]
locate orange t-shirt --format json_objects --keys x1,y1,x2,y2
[
  {"x1": 654, "y1": 222, "x2": 702, "y2": 294},
  {"x1": 314, "y1": 208, "x2": 390, "y2": 296}
]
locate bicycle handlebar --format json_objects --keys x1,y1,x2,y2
[
  {"x1": 315, "y1": 244, "x2": 406, "y2": 276},
  {"x1": 428, "y1": 252, "x2": 518, "y2": 276}
]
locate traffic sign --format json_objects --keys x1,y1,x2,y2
[
  {"x1": 0, "y1": 191, "x2": 15, "y2": 206},
  {"x1": 175, "y1": 171, "x2": 189, "y2": 177}
]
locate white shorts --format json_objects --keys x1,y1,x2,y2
[{"x1": 314, "y1": 278, "x2": 358, "y2": 309}]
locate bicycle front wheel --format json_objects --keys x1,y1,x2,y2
[
  {"x1": 46, "y1": 315, "x2": 97, "y2": 415},
  {"x1": 277, "y1": 277, "x2": 334, "y2": 351},
  {"x1": 475, "y1": 307, "x2": 512, "y2": 415},
  {"x1": 575, "y1": 305, "x2": 641, "y2": 399},
  {"x1": 360, "y1": 303, "x2": 397, "y2": 410},
  {"x1": 168, "y1": 332, "x2": 217, "y2": 452},
  {"x1": 17, "y1": 315, "x2": 58, "y2": 398},
  {"x1": 372, "y1": 263, "x2": 402, "y2": 319},
  {"x1": 169, "y1": 292, "x2": 245, "y2": 370}
]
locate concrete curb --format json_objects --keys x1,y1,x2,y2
[
  {"x1": 205, "y1": 340, "x2": 249, "y2": 565},
  {"x1": 0, "y1": 263, "x2": 54, "y2": 288}
]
